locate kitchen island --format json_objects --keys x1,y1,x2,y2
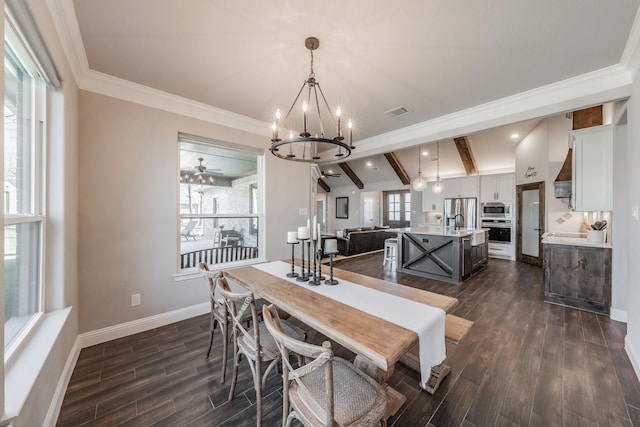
[{"x1": 396, "y1": 226, "x2": 488, "y2": 284}]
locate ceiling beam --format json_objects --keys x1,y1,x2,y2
[
  {"x1": 453, "y1": 136, "x2": 478, "y2": 176},
  {"x1": 317, "y1": 178, "x2": 330, "y2": 193},
  {"x1": 338, "y1": 162, "x2": 364, "y2": 189},
  {"x1": 572, "y1": 105, "x2": 603, "y2": 130},
  {"x1": 383, "y1": 152, "x2": 411, "y2": 185}
]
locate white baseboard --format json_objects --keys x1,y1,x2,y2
[
  {"x1": 610, "y1": 308, "x2": 628, "y2": 323},
  {"x1": 78, "y1": 302, "x2": 209, "y2": 348},
  {"x1": 626, "y1": 335, "x2": 640, "y2": 380}
]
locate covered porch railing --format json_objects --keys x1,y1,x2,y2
[{"x1": 181, "y1": 245, "x2": 259, "y2": 269}]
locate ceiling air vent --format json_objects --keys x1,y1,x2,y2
[{"x1": 385, "y1": 105, "x2": 411, "y2": 117}]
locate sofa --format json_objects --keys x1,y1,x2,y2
[{"x1": 336, "y1": 226, "x2": 397, "y2": 257}]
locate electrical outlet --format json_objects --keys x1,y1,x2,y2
[
  {"x1": 299, "y1": 208, "x2": 307, "y2": 216},
  {"x1": 633, "y1": 206, "x2": 639, "y2": 221},
  {"x1": 131, "y1": 294, "x2": 141, "y2": 306}
]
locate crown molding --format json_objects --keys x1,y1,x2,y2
[
  {"x1": 45, "y1": 0, "x2": 271, "y2": 137},
  {"x1": 621, "y1": 5, "x2": 640, "y2": 81},
  {"x1": 349, "y1": 64, "x2": 632, "y2": 160},
  {"x1": 81, "y1": 69, "x2": 271, "y2": 136}
]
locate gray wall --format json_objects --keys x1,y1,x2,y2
[{"x1": 77, "y1": 91, "x2": 310, "y2": 333}]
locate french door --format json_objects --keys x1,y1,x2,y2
[{"x1": 383, "y1": 190, "x2": 411, "y2": 228}]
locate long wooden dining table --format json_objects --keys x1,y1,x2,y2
[{"x1": 223, "y1": 260, "x2": 461, "y2": 416}]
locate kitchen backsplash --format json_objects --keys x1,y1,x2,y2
[{"x1": 548, "y1": 210, "x2": 611, "y2": 241}]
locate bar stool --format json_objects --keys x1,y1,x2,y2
[{"x1": 383, "y1": 237, "x2": 397, "y2": 267}]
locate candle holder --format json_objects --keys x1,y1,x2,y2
[
  {"x1": 286, "y1": 241, "x2": 300, "y2": 278},
  {"x1": 309, "y1": 238, "x2": 321, "y2": 285},
  {"x1": 317, "y1": 244, "x2": 326, "y2": 280},
  {"x1": 325, "y1": 252, "x2": 338, "y2": 285},
  {"x1": 306, "y1": 240, "x2": 312, "y2": 278},
  {"x1": 296, "y1": 238, "x2": 310, "y2": 281}
]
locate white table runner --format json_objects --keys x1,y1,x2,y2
[{"x1": 254, "y1": 261, "x2": 446, "y2": 389}]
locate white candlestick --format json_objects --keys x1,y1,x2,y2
[
  {"x1": 298, "y1": 226, "x2": 309, "y2": 240},
  {"x1": 287, "y1": 231, "x2": 298, "y2": 243},
  {"x1": 325, "y1": 239, "x2": 338, "y2": 254},
  {"x1": 313, "y1": 216, "x2": 317, "y2": 240}
]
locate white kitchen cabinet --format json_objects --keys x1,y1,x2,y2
[
  {"x1": 422, "y1": 189, "x2": 444, "y2": 212},
  {"x1": 571, "y1": 125, "x2": 613, "y2": 211},
  {"x1": 480, "y1": 173, "x2": 515, "y2": 202},
  {"x1": 443, "y1": 176, "x2": 479, "y2": 199}
]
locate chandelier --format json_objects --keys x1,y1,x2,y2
[{"x1": 270, "y1": 37, "x2": 355, "y2": 163}]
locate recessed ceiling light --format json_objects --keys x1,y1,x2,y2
[
  {"x1": 366, "y1": 161, "x2": 373, "y2": 167},
  {"x1": 511, "y1": 133, "x2": 520, "y2": 139},
  {"x1": 422, "y1": 150, "x2": 429, "y2": 156}
]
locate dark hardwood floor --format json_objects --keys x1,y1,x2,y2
[{"x1": 56, "y1": 254, "x2": 640, "y2": 426}]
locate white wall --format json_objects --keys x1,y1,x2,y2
[
  {"x1": 612, "y1": 122, "x2": 628, "y2": 320},
  {"x1": 325, "y1": 181, "x2": 410, "y2": 232},
  {"x1": 77, "y1": 91, "x2": 309, "y2": 333},
  {"x1": 625, "y1": 75, "x2": 640, "y2": 378},
  {"x1": 516, "y1": 115, "x2": 573, "y2": 218}
]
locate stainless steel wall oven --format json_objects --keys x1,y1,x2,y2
[{"x1": 481, "y1": 219, "x2": 513, "y2": 243}]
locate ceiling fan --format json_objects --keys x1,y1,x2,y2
[
  {"x1": 320, "y1": 170, "x2": 342, "y2": 178},
  {"x1": 194, "y1": 157, "x2": 207, "y2": 176},
  {"x1": 193, "y1": 157, "x2": 223, "y2": 176}
]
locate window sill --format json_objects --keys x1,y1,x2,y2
[
  {"x1": 4, "y1": 307, "x2": 72, "y2": 421},
  {"x1": 173, "y1": 257, "x2": 269, "y2": 282}
]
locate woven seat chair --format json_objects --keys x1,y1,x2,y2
[
  {"x1": 262, "y1": 304, "x2": 388, "y2": 427},
  {"x1": 198, "y1": 262, "x2": 231, "y2": 383},
  {"x1": 199, "y1": 262, "x2": 266, "y2": 383},
  {"x1": 217, "y1": 277, "x2": 306, "y2": 427}
]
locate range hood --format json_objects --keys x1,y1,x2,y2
[{"x1": 553, "y1": 148, "x2": 573, "y2": 199}]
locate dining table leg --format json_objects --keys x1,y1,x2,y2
[{"x1": 353, "y1": 355, "x2": 406, "y2": 418}]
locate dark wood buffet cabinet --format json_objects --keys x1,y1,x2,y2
[{"x1": 543, "y1": 243, "x2": 611, "y2": 315}]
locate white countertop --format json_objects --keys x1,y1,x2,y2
[
  {"x1": 396, "y1": 226, "x2": 489, "y2": 238},
  {"x1": 541, "y1": 232, "x2": 612, "y2": 249}
]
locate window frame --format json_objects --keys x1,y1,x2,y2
[
  {"x1": 3, "y1": 21, "x2": 47, "y2": 362},
  {"x1": 176, "y1": 133, "x2": 266, "y2": 275}
]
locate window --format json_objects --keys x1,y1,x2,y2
[
  {"x1": 4, "y1": 21, "x2": 46, "y2": 352},
  {"x1": 178, "y1": 134, "x2": 263, "y2": 271},
  {"x1": 383, "y1": 190, "x2": 410, "y2": 228}
]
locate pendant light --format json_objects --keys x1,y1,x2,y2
[
  {"x1": 432, "y1": 141, "x2": 444, "y2": 194},
  {"x1": 412, "y1": 146, "x2": 427, "y2": 191}
]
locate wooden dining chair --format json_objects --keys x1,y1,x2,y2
[
  {"x1": 262, "y1": 304, "x2": 388, "y2": 427},
  {"x1": 198, "y1": 262, "x2": 231, "y2": 383},
  {"x1": 217, "y1": 278, "x2": 306, "y2": 427}
]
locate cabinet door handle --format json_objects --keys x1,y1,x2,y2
[{"x1": 534, "y1": 228, "x2": 541, "y2": 231}]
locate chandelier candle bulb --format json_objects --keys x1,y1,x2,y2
[
  {"x1": 298, "y1": 226, "x2": 309, "y2": 240},
  {"x1": 287, "y1": 231, "x2": 298, "y2": 243},
  {"x1": 302, "y1": 101, "x2": 308, "y2": 135},
  {"x1": 348, "y1": 119, "x2": 353, "y2": 147},
  {"x1": 336, "y1": 107, "x2": 342, "y2": 137}
]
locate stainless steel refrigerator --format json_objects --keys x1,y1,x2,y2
[{"x1": 444, "y1": 197, "x2": 477, "y2": 229}]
